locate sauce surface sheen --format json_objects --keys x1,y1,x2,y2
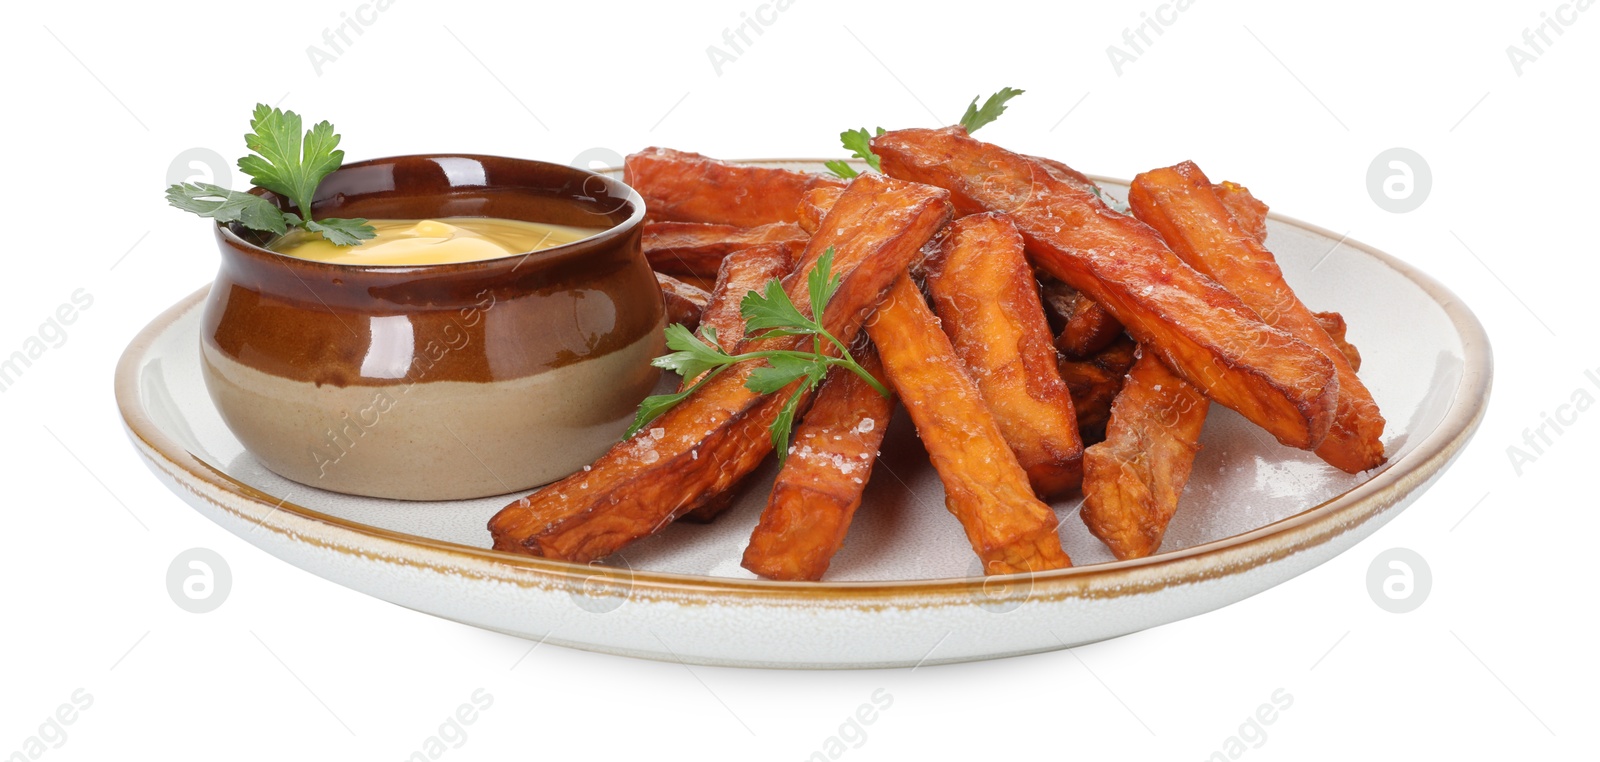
[{"x1": 270, "y1": 218, "x2": 607, "y2": 265}]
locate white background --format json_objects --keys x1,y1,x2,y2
[{"x1": 2, "y1": 0, "x2": 1595, "y2": 759}]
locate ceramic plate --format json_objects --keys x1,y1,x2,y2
[{"x1": 116, "y1": 166, "x2": 1491, "y2": 668}]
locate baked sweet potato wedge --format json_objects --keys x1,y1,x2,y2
[
  {"x1": 1129, "y1": 161, "x2": 1384, "y2": 473},
  {"x1": 923, "y1": 213, "x2": 1085, "y2": 496},
  {"x1": 1199, "y1": 180, "x2": 1366, "y2": 373},
  {"x1": 868, "y1": 277, "x2": 1072, "y2": 574},
  {"x1": 643, "y1": 221, "x2": 809, "y2": 278},
  {"x1": 488, "y1": 173, "x2": 951, "y2": 562},
  {"x1": 1039, "y1": 276, "x2": 1124, "y2": 359},
  {"x1": 1081, "y1": 348, "x2": 1210, "y2": 559},
  {"x1": 1179, "y1": 180, "x2": 1368, "y2": 382},
  {"x1": 872, "y1": 127, "x2": 1338, "y2": 451},
  {"x1": 674, "y1": 242, "x2": 801, "y2": 522},
  {"x1": 624, "y1": 147, "x2": 847, "y2": 227},
  {"x1": 1057, "y1": 335, "x2": 1139, "y2": 444},
  {"x1": 655, "y1": 272, "x2": 709, "y2": 331},
  {"x1": 741, "y1": 344, "x2": 894, "y2": 580}
]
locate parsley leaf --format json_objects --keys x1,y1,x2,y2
[
  {"x1": 768, "y1": 385, "x2": 809, "y2": 462},
  {"x1": 741, "y1": 279, "x2": 813, "y2": 334},
  {"x1": 304, "y1": 216, "x2": 377, "y2": 246},
  {"x1": 698, "y1": 325, "x2": 726, "y2": 352},
  {"x1": 823, "y1": 160, "x2": 858, "y2": 180},
  {"x1": 958, "y1": 87, "x2": 1025, "y2": 133},
  {"x1": 825, "y1": 127, "x2": 885, "y2": 179},
  {"x1": 165, "y1": 183, "x2": 288, "y2": 234},
  {"x1": 807, "y1": 246, "x2": 844, "y2": 323},
  {"x1": 652, "y1": 323, "x2": 735, "y2": 380},
  {"x1": 843, "y1": 128, "x2": 885, "y2": 172},
  {"x1": 167, "y1": 104, "x2": 375, "y2": 246},
  {"x1": 625, "y1": 387, "x2": 700, "y2": 440},
  {"x1": 628, "y1": 247, "x2": 890, "y2": 462},
  {"x1": 746, "y1": 353, "x2": 819, "y2": 395},
  {"x1": 238, "y1": 104, "x2": 343, "y2": 219}
]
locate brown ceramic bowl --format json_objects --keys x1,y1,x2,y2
[{"x1": 201, "y1": 155, "x2": 663, "y2": 500}]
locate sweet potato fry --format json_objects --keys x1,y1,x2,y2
[
  {"x1": 1313, "y1": 311, "x2": 1361, "y2": 372},
  {"x1": 796, "y1": 186, "x2": 845, "y2": 235},
  {"x1": 1057, "y1": 335, "x2": 1138, "y2": 444},
  {"x1": 1038, "y1": 276, "x2": 1124, "y2": 359},
  {"x1": 923, "y1": 213, "x2": 1084, "y2": 497},
  {"x1": 488, "y1": 173, "x2": 952, "y2": 562},
  {"x1": 1081, "y1": 348, "x2": 1210, "y2": 559},
  {"x1": 624, "y1": 147, "x2": 847, "y2": 227},
  {"x1": 682, "y1": 242, "x2": 796, "y2": 373},
  {"x1": 643, "y1": 221, "x2": 809, "y2": 278},
  {"x1": 655, "y1": 272, "x2": 708, "y2": 331},
  {"x1": 872, "y1": 127, "x2": 1338, "y2": 451},
  {"x1": 675, "y1": 242, "x2": 799, "y2": 522},
  {"x1": 868, "y1": 277, "x2": 1072, "y2": 574},
  {"x1": 1129, "y1": 161, "x2": 1384, "y2": 473},
  {"x1": 741, "y1": 344, "x2": 894, "y2": 580},
  {"x1": 1199, "y1": 180, "x2": 1366, "y2": 372},
  {"x1": 1195, "y1": 181, "x2": 1366, "y2": 375}
]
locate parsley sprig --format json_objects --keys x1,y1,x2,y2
[
  {"x1": 165, "y1": 104, "x2": 376, "y2": 246},
  {"x1": 825, "y1": 87, "x2": 1025, "y2": 179},
  {"x1": 823, "y1": 127, "x2": 885, "y2": 179},
  {"x1": 626, "y1": 248, "x2": 889, "y2": 465},
  {"x1": 957, "y1": 87, "x2": 1025, "y2": 133}
]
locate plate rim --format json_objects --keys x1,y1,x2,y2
[{"x1": 115, "y1": 168, "x2": 1493, "y2": 609}]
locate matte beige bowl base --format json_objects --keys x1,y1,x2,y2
[
  {"x1": 117, "y1": 170, "x2": 1490, "y2": 668},
  {"x1": 200, "y1": 328, "x2": 663, "y2": 501}
]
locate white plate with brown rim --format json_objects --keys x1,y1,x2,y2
[{"x1": 116, "y1": 166, "x2": 1491, "y2": 669}]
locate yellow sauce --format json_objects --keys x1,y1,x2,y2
[{"x1": 269, "y1": 218, "x2": 607, "y2": 265}]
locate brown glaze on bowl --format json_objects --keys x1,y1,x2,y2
[{"x1": 201, "y1": 155, "x2": 664, "y2": 500}]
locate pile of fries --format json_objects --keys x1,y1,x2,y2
[{"x1": 488, "y1": 129, "x2": 1386, "y2": 580}]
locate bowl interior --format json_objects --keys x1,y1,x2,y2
[{"x1": 133, "y1": 173, "x2": 1471, "y2": 581}]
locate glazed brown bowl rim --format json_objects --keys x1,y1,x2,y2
[{"x1": 213, "y1": 153, "x2": 647, "y2": 274}]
